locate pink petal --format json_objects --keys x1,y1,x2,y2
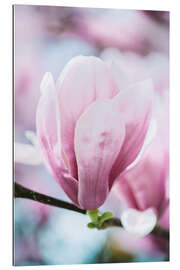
[
  {"x1": 159, "y1": 204, "x2": 169, "y2": 230},
  {"x1": 36, "y1": 73, "x2": 58, "y2": 170},
  {"x1": 55, "y1": 164, "x2": 79, "y2": 207},
  {"x1": 57, "y1": 56, "x2": 118, "y2": 179},
  {"x1": 36, "y1": 73, "x2": 79, "y2": 206},
  {"x1": 36, "y1": 73, "x2": 60, "y2": 174},
  {"x1": 110, "y1": 79, "x2": 154, "y2": 181},
  {"x1": 115, "y1": 141, "x2": 167, "y2": 212},
  {"x1": 74, "y1": 100, "x2": 125, "y2": 210},
  {"x1": 113, "y1": 174, "x2": 139, "y2": 209}
]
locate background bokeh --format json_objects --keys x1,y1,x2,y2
[{"x1": 14, "y1": 5, "x2": 169, "y2": 266}]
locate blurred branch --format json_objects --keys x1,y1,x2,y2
[
  {"x1": 151, "y1": 225, "x2": 169, "y2": 239},
  {"x1": 101, "y1": 218, "x2": 169, "y2": 239},
  {"x1": 14, "y1": 182, "x2": 169, "y2": 240}
]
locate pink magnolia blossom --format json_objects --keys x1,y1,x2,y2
[
  {"x1": 36, "y1": 56, "x2": 153, "y2": 210},
  {"x1": 114, "y1": 125, "x2": 169, "y2": 234},
  {"x1": 115, "y1": 141, "x2": 169, "y2": 213}
]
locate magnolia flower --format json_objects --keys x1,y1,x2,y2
[
  {"x1": 36, "y1": 56, "x2": 153, "y2": 210},
  {"x1": 114, "y1": 136, "x2": 169, "y2": 237}
]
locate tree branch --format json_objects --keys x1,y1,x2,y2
[
  {"x1": 14, "y1": 182, "x2": 169, "y2": 240},
  {"x1": 101, "y1": 217, "x2": 169, "y2": 239},
  {"x1": 14, "y1": 182, "x2": 86, "y2": 214}
]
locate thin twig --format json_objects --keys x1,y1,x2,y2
[
  {"x1": 14, "y1": 182, "x2": 86, "y2": 214},
  {"x1": 14, "y1": 182, "x2": 169, "y2": 240}
]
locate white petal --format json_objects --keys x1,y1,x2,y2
[
  {"x1": 15, "y1": 142, "x2": 42, "y2": 165},
  {"x1": 25, "y1": 130, "x2": 39, "y2": 147},
  {"x1": 121, "y1": 208, "x2": 157, "y2": 238},
  {"x1": 25, "y1": 130, "x2": 44, "y2": 162},
  {"x1": 40, "y1": 72, "x2": 55, "y2": 95}
]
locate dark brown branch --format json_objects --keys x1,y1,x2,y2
[
  {"x1": 14, "y1": 182, "x2": 169, "y2": 240},
  {"x1": 14, "y1": 182, "x2": 86, "y2": 214}
]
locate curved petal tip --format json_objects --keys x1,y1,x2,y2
[
  {"x1": 121, "y1": 208, "x2": 157, "y2": 238},
  {"x1": 40, "y1": 72, "x2": 55, "y2": 95}
]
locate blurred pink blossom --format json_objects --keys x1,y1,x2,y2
[
  {"x1": 73, "y1": 10, "x2": 169, "y2": 54},
  {"x1": 14, "y1": 6, "x2": 44, "y2": 133},
  {"x1": 114, "y1": 140, "x2": 168, "y2": 213},
  {"x1": 36, "y1": 55, "x2": 153, "y2": 210},
  {"x1": 114, "y1": 92, "x2": 169, "y2": 233},
  {"x1": 101, "y1": 48, "x2": 169, "y2": 95}
]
